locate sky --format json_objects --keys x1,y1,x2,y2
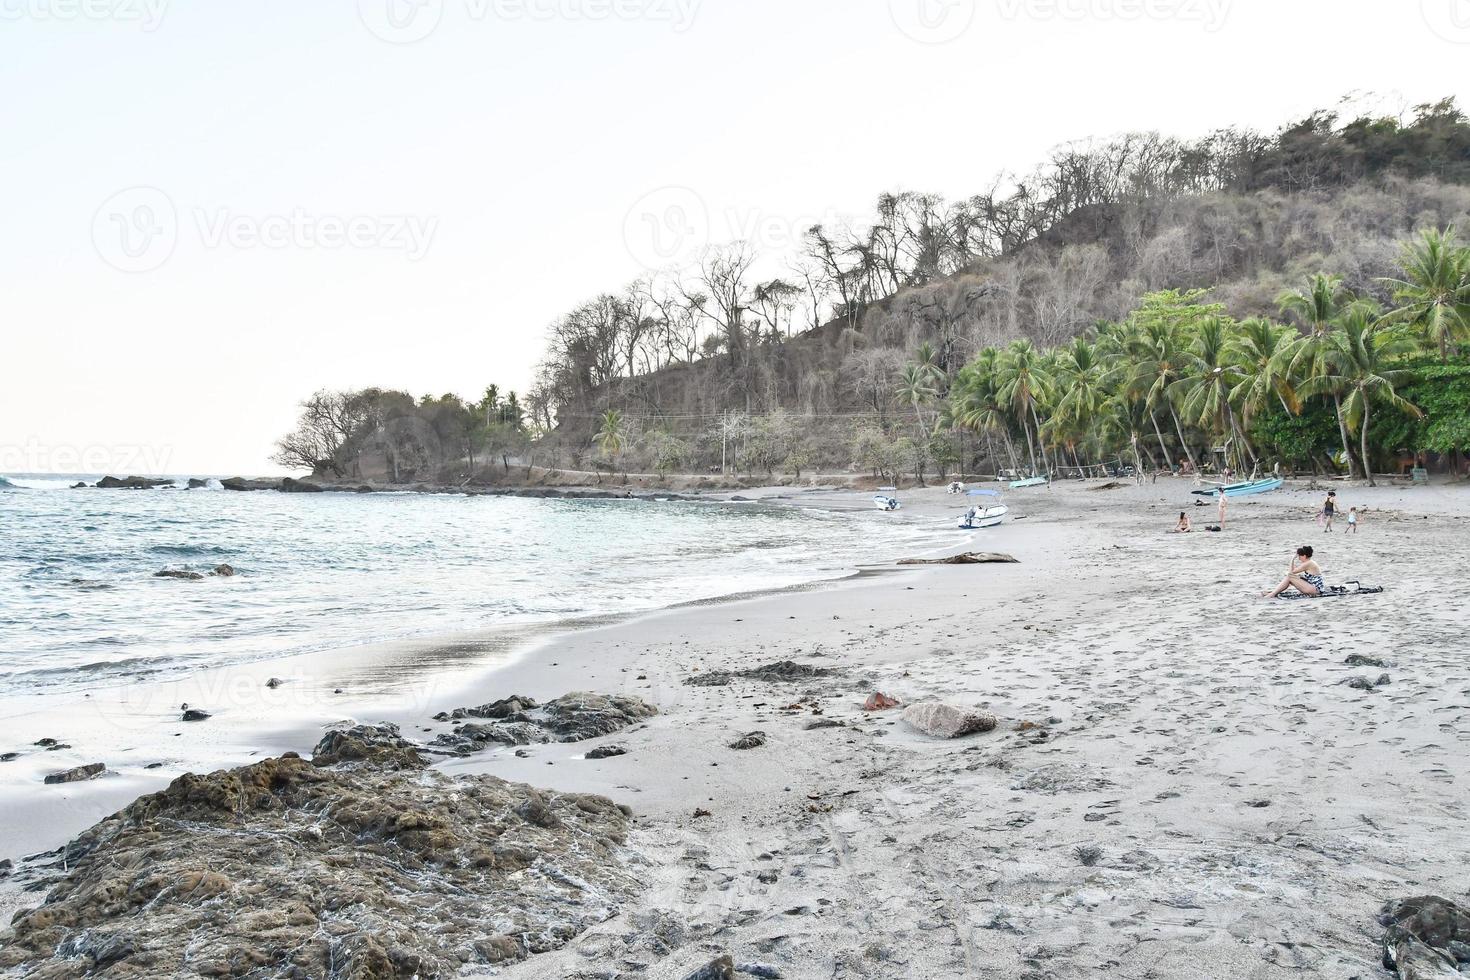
[{"x1": 2, "y1": 0, "x2": 1468, "y2": 475}]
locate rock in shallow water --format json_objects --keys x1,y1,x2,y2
[
  {"x1": 0, "y1": 725, "x2": 641, "y2": 978},
  {"x1": 902, "y1": 702, "x2": 997, "y2": 739}
]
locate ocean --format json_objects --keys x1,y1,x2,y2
[{"x1": 0, "y1": 476, "x2": 934, "y2": 699}]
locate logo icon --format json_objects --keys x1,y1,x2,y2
[
  {"x1": 890, "y1": 0, "x2": 976, "y2": 43},
  {"x1": 92, "y1": 186, "x2": 178, "y2": 273},
  {"x1": 1422, "y1": 0, "x2": 1470, "y2": 42},
  {"x1": 623, "y1": 186, "x2": 710, "y2": 270},
  {"x1": 358, "y1": 0, "x2": 445, "y2": 44}
]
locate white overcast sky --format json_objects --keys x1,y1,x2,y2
[{"x1": 2, "y1": 0, "x2": 1468, "y2": 475}]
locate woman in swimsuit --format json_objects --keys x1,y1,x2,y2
[
  {"x1": 1263, "y1": 545, "x2": 1325, "y2": 598},
  {"x1": 1174, "y1": 512, "x2": 1192, "y2": 533},
  {"x1": 1322, "y1": 492, "x2": 1337, "y2": 532}
]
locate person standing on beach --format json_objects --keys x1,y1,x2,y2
[
  {"x1": 1322, "y1": 491, "x2": 1338, "y2": 532},
  {"x1": 1217, "y1": 488, "x2": 1227, "y2": 529},
  {"x1": 1347, "y1": 507, "x2": 1359, "y2": 534}
]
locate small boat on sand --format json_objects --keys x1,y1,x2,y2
[
  {"x1": 873, "y1": 487, "x2": 901, "y2": 511},
  {"x1": 1191, "y1": 477, "x2": 1284, "y2": 498},
  {"x1": 1009, "y1": 476, "x2": 1049, "y2": 489},
  {"x1": 960, "y1": 489, "x2": 1008, "y2": 529}
]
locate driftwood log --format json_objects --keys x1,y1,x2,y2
[{"x1": 898, "y1": 553, "x2": 1019, "y2": 566}]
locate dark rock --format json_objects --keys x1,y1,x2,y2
[
  {"x1": 686, "y1": 660, "x2": 840, "y2": 688},
  {"x1": 44, "y1": 763, "x2": 106, "y2": 785},
  {"x1": 1, "y1": 752, "x2": 18, "y2": 762},
  {"x1": 57, "y1": 931, "x2": 135, "y2": 969},
  {"x1": 431, "y1": 693, "x2": 657, "y2": 758},
  {"x1": 212, "y1": 564, "x2": 236, "y2": 578},
  {"x1": 312, "y1": 723, "x2": 425, "y2": 770},
  {"x1": 265, "y1": 677, "x2": 285, "y2": 689},
  {"x1": 1381, "y1": 895, "x2": 1470, "y2": 978},
  {"x1": 70, "y1": 482, "x2": 88, "y2": 489},
  {"x1": 1346, "y1": 676, "x2": 1383, "y2": 691},
  {"x1": 187, "y1": 479, "x2": 208, "y2": 489},
  {"x1": 804, "y1": 719, "x2": 845, "y2": 731},
  {"x1": 96, "y1": 476, "x2": 172, "y2": 490},
  {"x1": 684, "y1": 956, "x2": 736, "y2": 980},
  {"x1": 586, "y1": 745, "x2": 627, "y2": 760},
  {"x1": 729, "y1": 732, "x2": 768, "y2": 750},
  {"x1": 1346, "y1": 654, "x2": 1387, "y2": 668},
  {"x1": 279, "y1": 477, "x2": 325, "y2": 493},
  {"x1": 181, "y1": 709, "x2": 211, "y2": 722},
  {"x1": 154, "y1": 570, "x2": 205, "y2": 581}
]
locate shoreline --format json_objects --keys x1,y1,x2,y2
[
  {"x1": 5, "y1": 478, "x2": 1468, "y2": 977},
  {"x1": 0, "y1": 487, "x2": 948, "y2": 864}
]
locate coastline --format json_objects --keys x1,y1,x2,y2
[
  {"x1": 5, "y1": 477, "x2": 1469, "y2": 977},
  {"x1": 0, "y1": 487, "x2": 945, "y2": 863}
]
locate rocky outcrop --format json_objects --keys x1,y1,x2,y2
[
  {"x1": 220, "y1": 477, "x2": 278, "y2": 492},
  {"x1": 1381, "y1": 896, "x2": 1470, "y2": 979},
  {"x1": 902, "y1": 703, "x2": 998, "y2": 739},
  {"x1": 279, "y1": 477, "x2": 325, "y2": 493},
  {"x1": 153, "y1": 570, "x2": 204, "y2": 581},
  {"x1": 0, "y1": 724, "x2": 641, "y2": 978},
  {"x1": 432, "y1": 693, "x2": 657, "y2": 757},
  {"x1": 96, "y1": 476, "x2": 173, "y2": 490}
]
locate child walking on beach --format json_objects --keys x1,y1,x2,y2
[{"x1": 1348, "y1": 507, "x2": 1359, "y2": 534}]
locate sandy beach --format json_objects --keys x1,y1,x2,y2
[{"x1": 3, "y1": 478, "x2": 1468, "y2": 978}]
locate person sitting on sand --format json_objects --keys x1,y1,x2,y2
[
  {"x1": 1173, "y1": 512, "x2": 1192, "y2": 533},
  {"x1": 1263, "y1": 545, "x2": 1326, "y2": 598}
]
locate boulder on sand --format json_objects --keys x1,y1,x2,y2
[
  {"x1": 1380, "y1": 895, "x2": 1470, "y2": 978},
  {"x1": 44, "y1": 763, "x2": 106, "y2": 785},
  {"x1": 902, "y1": 703, "x2": 998, "y2": 739}
]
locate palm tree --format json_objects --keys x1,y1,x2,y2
[
  {"x1": 1170, "y1": 317, "x2": 1255, "y2": 473},
  {"x1": 952, "y1": 351, "x2": 1019, "y2": 472},
  {"x1": 1053, "y1": 336, "x2": 1109, "y2": 469},
  {"x1": 1300, "y1": 310, "x2": 1424, "y2": 487},
  {"x1": 1229, "y1": 317, "x2": 1302, "y2": 428},
  {"x1": 1278, "y1": 273, "x2": 1360, "y2": 477},
  {"x1": 995, "y1": 340, "x2": 1053, "y2": 476},
  {"x1": 894, "y1": 363, "x2": 939, "y2": 440},
  {"x1": 913, "y1": 341, "x2": 947, "y2": 389},
  {"x1": 1126, "y1": 319, "x2": 1199, "y2": 472},
  {"x1": 1381, "y1": 227, "x2": 1470, "y2": 360},
  {"x1": 595, "y1": 409, "x2": 626, "y2": 469}
]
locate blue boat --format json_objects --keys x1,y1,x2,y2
[
  {"x1": 1009, "y1": 476, "x2": 1049, "y2": 489},
  {"x1": 1191, "y1": 477, "x2": 1284, "y2": 498}
]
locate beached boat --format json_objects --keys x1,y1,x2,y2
[
  {"x1": 960, "y1": 489, "x2": 1008, "y2": 529},
  {"x1": 1009, "y1": 476, "x2": 1049, "y2": 489},
  {"x1": 1191, "y1": 477, "x2": 1284, "y2": 498},
  {"x1": 873, "y1": 487, "x2": 901, "y2": 511}
]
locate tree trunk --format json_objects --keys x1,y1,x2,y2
[
  {"x1": 1168, "y1": 403, "x2": 1198, "y2": 472},
  {"x1": 1360, "y1": 397, "x2": 1375, "y2": 487},
  {"x1": 1021, "y1": 419, "x2": 1038, "y2": 476},
  {"x1": 1332, "y1": 392, "x2": 1358, "y2": 479},
  {"x1": 1150, "y1": 412, "x2": 1171, "y2": 469}
]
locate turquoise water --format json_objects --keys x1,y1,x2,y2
[{"x1": 0, "y1": 478, "x2": 929, "y2": 696}]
